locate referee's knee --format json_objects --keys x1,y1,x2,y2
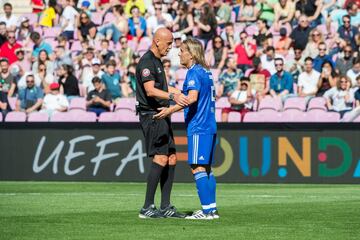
[
  {"x1": 153, "y1": 155, "x2": 169, "y2": 167},
  {"x1": 168, "y1": 154, "x2": 177, "y2": 165}
]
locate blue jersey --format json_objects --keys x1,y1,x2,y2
[{"x1": 183, "y1": 64, "x2": 217, "y2": 136}]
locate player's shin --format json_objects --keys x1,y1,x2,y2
[{"x1": 194, "y1": 170, "x2": 212, "y2": 214}]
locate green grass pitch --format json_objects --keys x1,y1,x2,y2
[{"x1": 0, "y1": 182, "x2": 359, "y2": 240}]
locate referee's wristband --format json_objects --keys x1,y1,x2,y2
[{"x1": 169, "y1": 93, "x2": 174, "y2": 101}]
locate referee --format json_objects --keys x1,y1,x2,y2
[{"x1": 136, "y1": 28, "x2": 188, "y2": 219}]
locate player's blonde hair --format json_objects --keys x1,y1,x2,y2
[{"x1": 182, "y1": 38, "x2": 209, "y2": 70}]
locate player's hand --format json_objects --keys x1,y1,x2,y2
[
  {"x1": 153, "y1": 107, "x2": 172, "y2": 120},
  {"x1": 174, "y1": 93, "x2": 189, "y2": 107}
]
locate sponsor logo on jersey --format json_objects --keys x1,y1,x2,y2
[{"x1": 188, "y1": 80, "x2": 195, "y2": 86}]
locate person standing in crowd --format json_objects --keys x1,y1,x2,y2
[
  {"x1": 136, "y1": 28, "x2": 187, "y2": 219},
  {"x1": 153, "y1": 38, "x2": 218, "y2": 220},
  {"x1": 60, "y1": 0, "x2": 79, "y2": 41},
  {"x1": 40, "y1": 0, "x2": 58, "y2": 28},
  {"x1": 86, "y1": 77, "x2": 112, "y2": 116}
]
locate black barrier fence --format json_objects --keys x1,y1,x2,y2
[{"x1": 1, "y1": 123, "x2": 360, "y2": 183}]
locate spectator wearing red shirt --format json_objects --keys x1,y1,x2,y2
[
  {"x1": 30, "y1": 0, "x2": 45, "y2": 14},
  {"x1": 0, "y1": 31, "x2": 22, "y2": 65},
  {"x1": 234, "y1": 31, "x2": 256, "y2": 72}
]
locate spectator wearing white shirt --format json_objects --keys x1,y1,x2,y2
[
  {"x1": 324, "y1": 76, "x2": 354, "y2": 118},
  {"x1": 298, "y1": 57, "x2": 320, "y2": 103},
  {"x1": 60, "y1": 0, "x2": 79, "y2": 41},
  {"x1": 41, "y1": 82, "x2": 69, "y2": 117},
  {"x1": 82, "y1": 58, "x2": 104, "y2": 94},
  {"x1": 146, "y1": 3, "x2": 173, "y2": 39},
  {"x1": 0, "y1": 3, "x2": 18, "y2": 31},
  {"x1": 260, "y1": 46, "x2": 283, "y2": 75},
  {"x1": 346, "y1": 57, "x2": 360, "y2": 87},
  {"x1": 166, "y1": 32, "x2": 182, "y2": 70}
]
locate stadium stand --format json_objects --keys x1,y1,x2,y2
[{"x1": 0, "y1": 0, "x2": 359, "y2": 122}]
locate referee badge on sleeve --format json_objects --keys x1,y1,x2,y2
[
  {"x1": 188, "y1": 80, "x2": 195, "y2": 86},
  {"x1": 142, "y1": 68, "x2": 150, "y2": 77}
]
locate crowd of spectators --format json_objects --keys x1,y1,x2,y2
[{"x1": 0, "y1": 0, "x2": 360, "y2": 122}]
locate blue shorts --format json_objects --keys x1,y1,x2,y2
[{"x1": 188, "y1": 134, "x2": 216, "y2": 165}]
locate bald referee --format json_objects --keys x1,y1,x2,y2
[{"x1": 136, "y1": 28, "x2": 188, "y2": 219}]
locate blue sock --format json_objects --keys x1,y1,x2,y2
[
  {"x1": 194, "y1": 171, "x2": 212, "y2": 214},
  {"x1": 208, "y1": 171, "x2": 217, "y2": 212}
]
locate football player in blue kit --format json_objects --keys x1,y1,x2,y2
[{"x1": 154, "y1": 38, "x2": 218, "y2": 220}]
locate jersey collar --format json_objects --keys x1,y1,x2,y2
[{"x1": 189, "y1": 63, "x2": 196, "y2": 70}]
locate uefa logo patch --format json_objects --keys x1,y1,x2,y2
[
  {"x1": 142, "y1": 68, "x2": 150, "y2": 77},
  {"x1": 188, "y1": 80, "x2": 195, "y2": 86}
]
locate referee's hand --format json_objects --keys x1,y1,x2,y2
[
  {"x1": 174, "y1": 93, "x2": 189, "y2": 107},
  {"x1": 153, "y1": 107, "x2": 171, "y2": 120}
]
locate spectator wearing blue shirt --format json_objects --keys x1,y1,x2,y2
[
  {"x1": 338, "y1": 15, "x2": 359, "y2": 50},
  {"x1": 313, "y1": 42, "x2": 335, "y2": 72},
  {"x1": 15, "y1": 74, "x2": 44, "y2": 113},
  {"x1": 128, "y1": 6, "x2": 147, "y2": 41},
  {"x1": 270, "y1": 58, "x2": 294, "y2": 99},
  {"x1": 30, "y1": 31, "x2": 53, "y2": 59},
  {"x1": 101, "y1": 60, "x2": 122, "y2": 102}
]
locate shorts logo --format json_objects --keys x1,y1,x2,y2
[
  {"x1": 199, "y1": 156, "x2": 205, "y2": 161},
  {"x1": 142, "y1": 68, "x2": 150, "y2": 77},
  {"x1": 188, "y1": 80, "x2": 195, "y2": 86}
]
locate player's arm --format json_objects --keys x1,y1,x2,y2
[
  {"x1": 144, "y1": 81, "x2": 188, "y2": 106},
  {"x1": 168, "y1": 86, "x2": 182, "y2": 94},
  {"x1": 153, "y1": 90, "x2": 198, "y2": 119}
]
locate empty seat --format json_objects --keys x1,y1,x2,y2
[
  {"x1": 5, "y1": 112, "x2": 27, "y2": 122},
  {"x1": 228, "y1": 112, "x2": 241, "y2": 122},
  {"x1": 284, "y1": 97, "x2": 307, "y2": 111},
  {"x1": 27, "y1": 112, "x2": 49, "y2": 122},
  {"x1": 307, "y1": 97, "x2": 327, "y2": 111},
  {"x1": 116, "y1": 109, "x2": 139, "y2": 122},
  {"x1": 115, "y1": 97, "x2": 136, "y2": 111},
  {"x1": 43, "y1": 27, "x2": 61, "y2": 38},
  {"x1": 216, "y1": 97, "x2": 231, "y2": 109},
  {"x1": 281, "y1": 109, "x2": 307, "y2": 122},
  {"x1": 243, "y1": 112, "x2": 262, "y2": 122},
  {"x1": 258, "y1": 96, "x2": 282, "y2": 111},
  {"x1": 98, "y1": 112, "x2": 119, "y2": 122},
  {"x1": 7, "y1": 97, "x2": 16, "y2": 110},
  {"x1": 171, "y1": 111, "x2": 184, "y2": 122},
  {"x1": 243, "y1": 109, "x2": 282, "y2": 122},
  {"x1": 51, "y1": 111, "x2": 97, "y2": 122},
  {"x1": 304, "y1": 109, "x2": 340, "y2": 122},
  {"x1": 69, "y1": 97, "x2": 86, "y2": 111}
]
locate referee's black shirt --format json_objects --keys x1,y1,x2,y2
[{"x1": 136, "y1": 50, "x2": 169, "y2": 112}]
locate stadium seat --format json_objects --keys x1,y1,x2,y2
[
  {"x1": 7, "y1": 97, "x2": 16, "y2": 110},
  {"x1": 228, "y1": 112, "x2": 241, "y2": 122},
  {"x1": 27, "y1": 112, "x2": 49, "y2": 122},
  {"x1": 0, "y1": 113, "x2": 2, "y2": 122},
  {"x1": 22, "y1": 13, "x2": 38, "y2": 26},
  {"x1": 51, "y1": 111, "x2": 97, "y2": 122},
  {"x1": 115, "y1": 97, "x2": 136, "y2": 111},
  {"x1": 98, "y1": 112, "x2": 118, "y2": 122},
  {"x1": 103, "y1": 13, "x2": 115, "y2": 24},
  {"x1": 307, "y1": 97, "x2": 327, "y2": 111},
  {"x1": 281, "y1": 109, "x2": 307, "y2": 122},
  {"x1": 245, "y1": 25, "x2": 258, "y2": 36},
  {"x1": 258, "y1": 96, "x2": 282, "y2": 111},
  {"x1": 71, "y1": 41, "x2": 82, "y2": 52},
  {"x1": 171, "y1": 111, "x2": 184, "y2": 122},
  {"x1": 283, "y1": 97, "x2": 307, "y2": 111},
  {"x1": 260, "y1": 109, "x2": 283, "y2": 122},
  {"x1": 69, "y1": 98, "x2": 86, "y2": 111},
  {"x1": 175, "y1": 68, "x2": 187, "y2": 81},
  {"x1": 215, "y1": 108, "x2": 222, "y2": 122},
  {"x1": 210, "y1": 68, "x2": 220, "y2": 83},
  {"x1": 43, "y1": 27, "x2": 61, "y2": 39},
  {"x1": 116, "y1": 109, "x2": 139, "y2": 122},
  {"x1": 216, "y1": 97, "x2": 231, "y2": 109},
  {"x1": 91, "y1": 12, "x2": 103, "y2": 25},
  {"x1": 5, "y1": 112, "x2": 27, "y2": 122},
  {"x1": 243, "y1": 112, "x2": 261, "y2": 122},
  {"x1": 304, "y1": 109, "x2": 340, "y2": 122}
]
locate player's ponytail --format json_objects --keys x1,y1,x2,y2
[{"x1": 182, "y1": 38, "x2": 210, "y2": 70}]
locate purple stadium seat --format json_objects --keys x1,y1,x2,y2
[
  {"x1": 245, "y1": 25, "x2": 258, "y2": 36},
  {"x1": 244, "y1": 68, "x2": 255, "y2": 77},
  {"x1": 7, "y1": 97, "x2": 16, "y2": 110},
  {"x1": 91, "y1": 12, "x2": 103, "y2": 25},
  {"x1": 281, "y1": 109, "x2": 307, "y2": 122},
  {"x1": 5, "y1": 112, "x2": 27, "y2": 122},
  {"x1": 78, "y1": 84, "x2": 86, "y2": 97},
  {"x1": 304, "y1": 109, "x2": 340, "y2": 122},
  {"x1": 0, "y1": 113, "x2": 2, "y2": 122},
  {"x1": 353, "y1": 115, "x2": 360, "y2": 122},
  {"x1": 51, "y1": 111, "x2": 97, "y2": 122},
  {"x1": 258, "y1": 96, "x2": 282, "y2": 111},
  {"x1": 216, "y1": 97, "x2": 231, "y2": 109},
  {"x1": 210, "y1": 68, "x2": 220, "y2": 83},
  {"x1": 177, "y1": 80, "x2": 184, "y2": 89},
  {"x1": 51, "y1": 112, "x2": 71, "y2": 122},
  {"x1": 98, "y1": 112, "x2": 118, "y2": 122},
  {"x1": 69, "y1": 98, "x2": 86, "y2": 111},
  {"x1": 284, "y1": 97, "x2": 307, "y2": 111},
  {"x1": 116, "y1": 109, "x2": 139, "y2": 122},
  {"x1": 175, "y1": 68, "x2": 187, "y2": 81},
  {"x1": 33, "y1": 27, "x2": 43, "y2": 36},
  {"x1": 171, "y1": 111, "x2": 184, "y2": 122},
  {"x1": 43, "y1": 27, "x2": 61, "y2": 38},
  {"x1": 215, "y1": 108, "x2": 222, "y2": 122},
  {"x1": 103, "y1": 13, "x2": 115, "y2": 24},
  {"x1": 307, "y1": 97, "x2": 327, "y2": 111},
  {"x1": 115, "y1": 97, "x2": 136, "y2": 111},
  {"x1": 260, "y1": 109, "x2": 283, "y2": 122},
  {"x1": 243, "y1": 112, "x2": 261, "y2": 122},
  {"x1": 71, "y1": 41, "x2": 82, "y2": 52},
  {"x1": 27, "y1": 112, "x2": 49, "y2": 122},
  {"x1": 228, "y1": 112, "x2": 241, "y2": 122},
  {"x1": 22, "y1": 13, "x2": 38, "y2": 25}
]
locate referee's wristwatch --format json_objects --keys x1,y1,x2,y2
[{"x1": 169, "y1": 93, "x2": 174, "y2": 101}]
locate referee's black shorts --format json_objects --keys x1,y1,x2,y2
[{"x1": 139, "y1": 112, "x2": 176, "y2": 157}]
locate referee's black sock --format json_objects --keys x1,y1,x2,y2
[
  {"x1": 160, "y1": 164, "x2": 176, "y2": 209},
  {"x1": 143, "y1": 162, "x2": 164, "y2": 209}
]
